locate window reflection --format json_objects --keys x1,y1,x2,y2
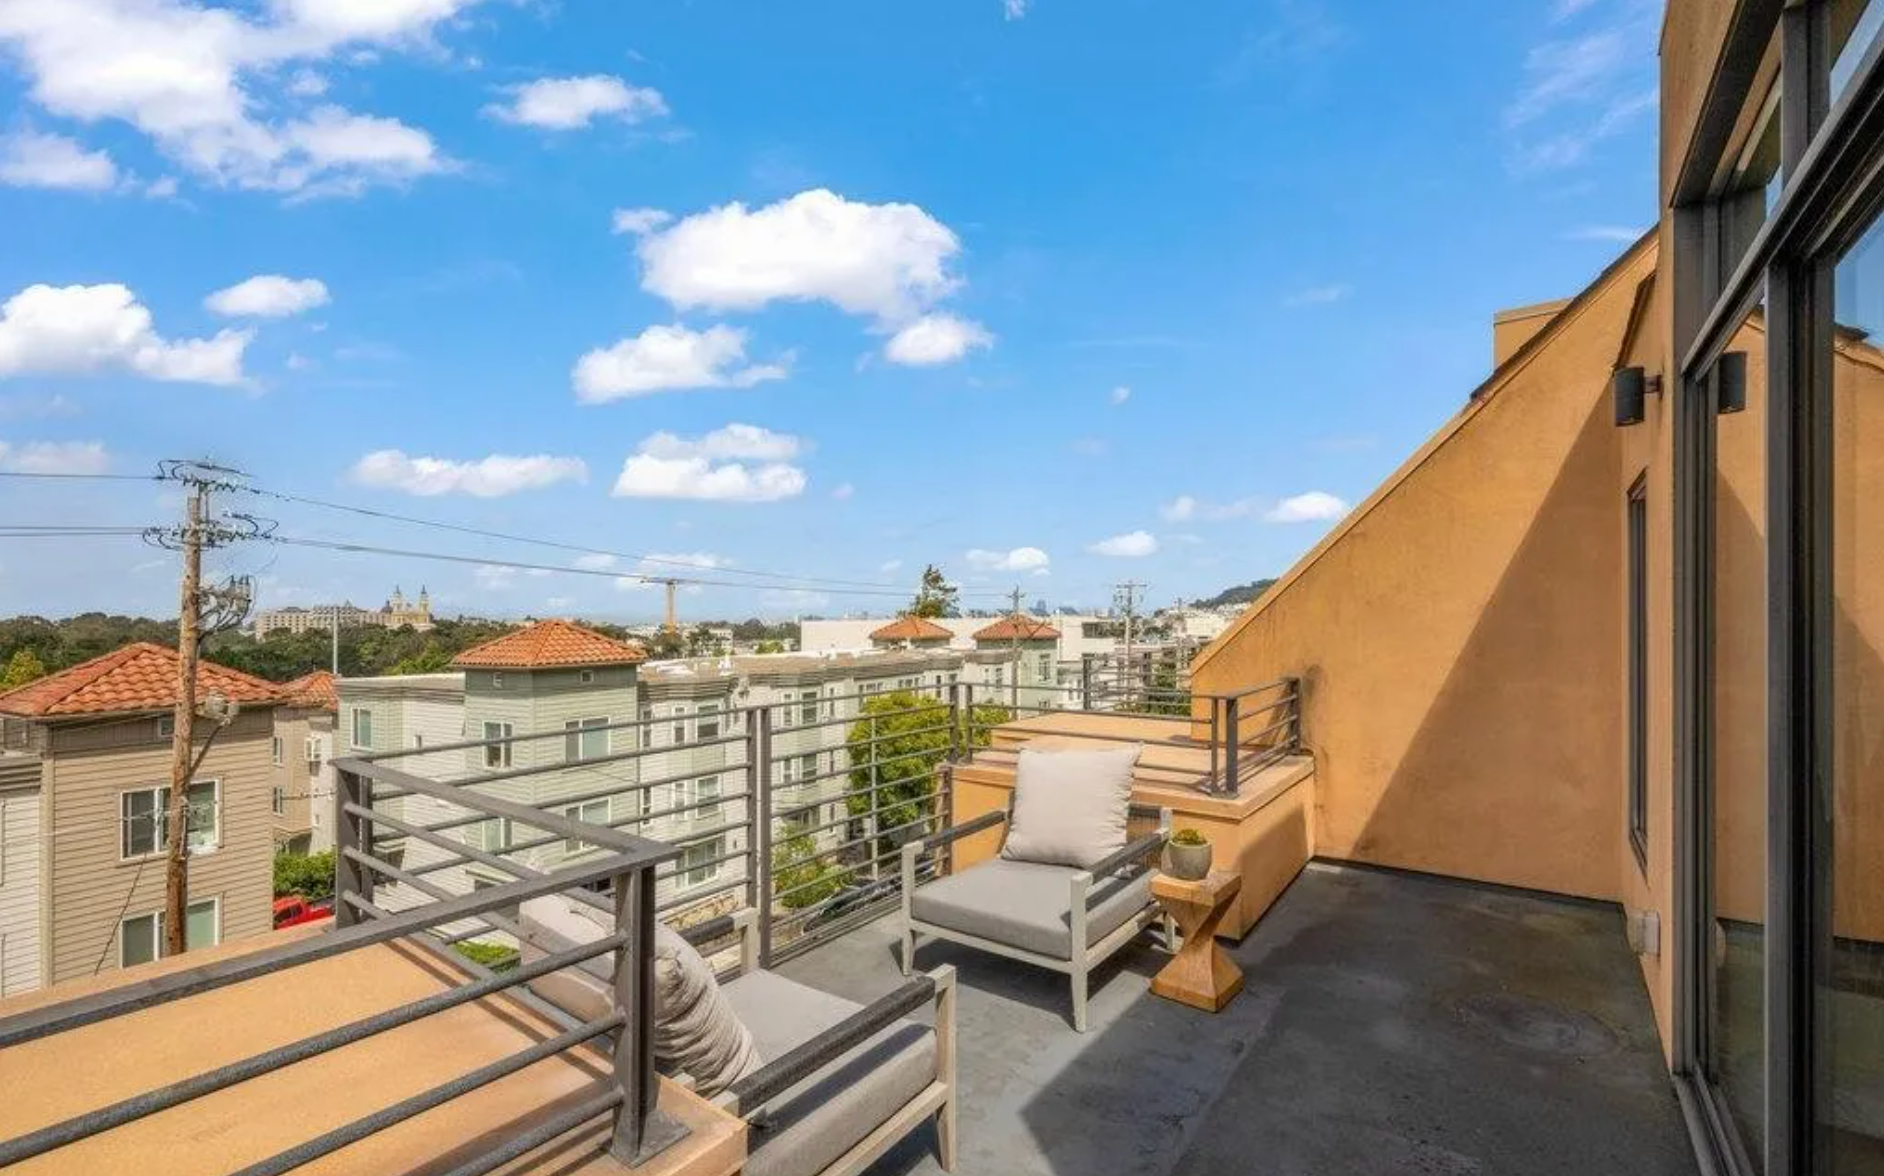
[
  {"x1": 1722, "y1": 90, "x2": 1783, "y2": 277},
  {"x1": 1832, "y1": 0, "x2": 1884, "y2": 105}
]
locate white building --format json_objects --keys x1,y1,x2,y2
[{"x1": 801, "y1": 614, "x2": 1126, "y2": 663}]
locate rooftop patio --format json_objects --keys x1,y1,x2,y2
[{"x1": 777, "y1": 861, "x2": 1697, "y2": 1176}]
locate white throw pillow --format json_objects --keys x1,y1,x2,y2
[
  {"x1": 1000, "y1": 745, "x2": 1142, "y2": 869},
  {"x1": 653, "y1": 922, "x2": 762, "y2": 1096}
]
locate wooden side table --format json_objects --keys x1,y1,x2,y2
[{"x1": 1150, "y1": 870, "x2": 1244, "y2": 1012}]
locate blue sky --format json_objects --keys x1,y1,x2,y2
[{"x1": 0, "y1": 0, "x2": 1660, "y2": 622}]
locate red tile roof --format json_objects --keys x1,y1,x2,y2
[
  {"x1": 280, "y1": 670, "x2": 338, "y2": 711},
  {"x1": 869, "y1": 616, "x2": 955, "y2": 643},
  {"x1": 0, "y1": 642, "x2": 284, "y2": 718},
  {"x1": 452, "y1": 619, "x2": 648, "y2": 670},
  {"x1": 972, "y1": 616, "x2": 1062, "y2": 642}
]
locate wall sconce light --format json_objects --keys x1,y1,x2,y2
[
  {"x1": 1613, "y1": 367, "x2": 1662, "y2": 427},
  {"x1": 1716, "y1": 351, "x2": 1748, "y2": 415}
]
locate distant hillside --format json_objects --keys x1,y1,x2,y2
[{"x1": 1194, "y1": 579, "x2": 1277, "y2": 610}]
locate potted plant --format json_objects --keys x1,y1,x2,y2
[{"x1": 1164, "y1": 827, "x2": 1212, "y2": 881}]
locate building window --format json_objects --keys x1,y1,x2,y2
[
  {"x1": 561, "y1": 798, "x2": 611, "y2": 855},
  {"x1": 119, "y1": 898, "x2": 217, "y2": 968},
  {"x1": 272, "y1": 785, "x2": 285, "y2": 817},
  {"x1": 564, "y1": 717, "x2": 609, "y2": 763},
  {"x1": 271, "y1": 735, "x2": 283, "y2": 766},
  {"x1": 696, "y1": 702, "x2": 721, "y2": 741},
  {"x1": 799, "y1": 753, "x2": 818, "y2": 787},
  {"x1": 483, "y1": 721, "x2": 513, "y2": 769},
  {"x1": 411, "y1": 733, "x2": 424, "y2": 750},
  {"x1": 120, "y1": 780, "x2": 218, "y2": 859},
  {"x1": 305, "y1": 735, "x2": 322, "y2": 767},
  {"x1": 1627, "y1": 478, "x2": 1648, "y2": 870},
  {"x1": 676, "y1": 775, "x2": 721, "y2": 823},
  {"x1": 155, "y1": 714, "x2": 174, "y2": 740},
  {"x1": 672, "y1": 706, "x2": 689, "y2": 747},
  {"x1": 350, "y1": 707, "x2": 373, "y2": 750},
  {"x1": 799, "y1": 690, "x2": 819, "y2": 726},
  {"x1": 681, "y1": 837, "x2": 724, "y2": 888},
  {"x1": 579, "y1": 669, "x2": 596, "y2": 685},
  {"x1": 466, "y1": 817, "x2": 513, "y2": 854},
  {"x1": 491, "y1": 673, "x2": 504, "y2": 689},
  {"x1": 1037, "y1": 652, "x2": 1053, "y2": 681}
]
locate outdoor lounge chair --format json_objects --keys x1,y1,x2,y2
[
  {"x1": 517, "y1": 898, "x2": 958, "y2": 1176},
  {"x1": 899, "y1": 800, "x2": 1171, "y2": 1031}
]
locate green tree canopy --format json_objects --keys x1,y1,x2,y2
[
  {"x1": 844, "y1": 693, "x2": 1009, "y2": 859},
  {"x1": 0, "y1": 648, "x2": 47, "y2": 690},
  {"x1": 909, "y1": 565, "x2": 959, "y2": 619}
]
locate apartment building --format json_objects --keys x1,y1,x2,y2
[
  {"x1": 802, "y1": 613, "x2": 1124, "y2": 661},
  {"x1": 250, "y1": 585, "x2": 433, "y2": 638},
  {"x1": 269, "y1": 670, "x2": 337, "y2": 855},
  {"x1": 0, "y1": 643, "x2": 282, "y2": 989}
]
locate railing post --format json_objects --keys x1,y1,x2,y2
[
  {"x1": 1222, "y1": 697, "x2": 1240, "y2": 797},
  {"x1": 1209, "y1": 700, "x2": 1220, "y2": 786},
  {"x1": 1080, "y1": 654, "x2": 1094, "y2": 711},
  {"x1": 334, "y1": 766, "x2": 371, "y2": 927},
  {"x1": 753, "y1": 706, "x2": 774, "y2": 968},
  {"x1": 946, "y1": 682, "x2": 962, "y2": 762},
  {"x1": 610, "y1": 863, "x2": 686, "y2": 1165},
  {"x1": 961, "y1": 682, "x2": 975, "y2": 751},
  {"x1": 1288, "y1": 676, "x2": 1303, "y2": 751}
]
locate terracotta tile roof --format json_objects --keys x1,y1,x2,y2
[
  {"x1": 869, "y1": 616, "x2": 955, "y2": 643},
  {"x1": 972, "y1": 616, "x2": 1062, "y2": 642},
  {"x1": 451, "y1": 619, "x2": 648, "y2": 670},
  {"x1": 0, "y1": 642, "x2": 284, "y2": 718},
  {"x1": 280, "y1": 670, "x2": 338, "y2": 711}
]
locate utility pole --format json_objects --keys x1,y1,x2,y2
[
  {"x1": 1008, "y1": 585, "x2": 1023, "y2": 710},
  {"x1": 663, "y1": 580, "x2": 679, "y2": 634},
  {"x1": 163, "y1": 483, "x2": 206, "y2": 957},
  {"x1": 1113, "y1": 580, "x2": 1144, "y2": 705}
]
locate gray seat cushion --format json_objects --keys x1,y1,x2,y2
[
  {"x1": 910, "y1": 856, "x2": 1152, "y2": 960},
  {"x1": 722, "y1": 970, "x2": 938, "y2": 1176}
]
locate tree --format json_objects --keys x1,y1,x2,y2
[
  {"x1": 273, "y1": 849, "x2": 336, "y2": 902},
  {"x1": 844, "y1": 693, "x2": 1010, "y2": 861},
  {"x1": 0, "y1": 648, "x2": 47, "y2": 690},
  {"x1": 686, "y1": 623, "x2": 722, "y2": 657},
  {"x1": 755, "y1": 639, "x2": 785, "y2": 654},
  {"x1": 772, "y1": 829, "x2": 849, "y2": 909},
  {"x1": 646, "y1": 628, "x2": 686, "y2": 660},
  {"x1": 909, "y1": 565, "x2": 959, "y2": 619}
]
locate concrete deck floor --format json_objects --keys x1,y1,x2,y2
[{"x1": 776, "y1": 861, "x2": 1698, "y2": 1176}]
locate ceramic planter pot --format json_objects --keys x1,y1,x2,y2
[{"x1": 1165, "y1": 839, "x2": 1212, "y2": 881}]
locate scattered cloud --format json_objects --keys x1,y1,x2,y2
[
  {"x1": 1553, "y1": 0, "x2": 1602, "y2": 19},
  {"x1": 1109, "y1": 385, "x2": 1131, "y2": 405},
  {"x1": 1564, "y1": 224, "x2": 1646, "y2": 242},
  {"x1": 879, "y1": 559, "x2": 903, "y2": 574},
  {"x1": 1283, "y1": 283, "x2": 1351, "y2": 307},
  {"x1": 1088, "y1": 530, "x2": 1157, "y2": 558},
  {"x1": 0, "y1": 0, "x2": 469, "y2": 197},
  {"x1": 966, "y1": 546, "x2": 1050, "y2": 575},
  {"x1": 830, "y1": 482, "x2": 855, "y2": 500},
  {"x1": 613, "y1": 551, "x2": 731, "y2": 590},
  {"x1": 285, "y1": 351, "x2": 314, "y2": 372},
  {"x1": 636, "y1": 188, "x2": 964, "y2": 323},
  {"x1": 573, "y1": 323, "x2": 790, "y2": 402},
  {"x1": 1070, "y1": 437, "x2": 1109, "y2": 457},
  {"x1": 1504, "y1": 5, "x2": 1659, "y2": 174},
  {"x1": 612, "y1": 424, "x2": 808, "y2": 503},
  {"x1": 1160, "y1": 495, "x2": 1197, "y2": 523},
  {"x1": 573, "y1": 553, "x2": 617, "y2": 571},
  {"x1": 1004, "y1": 0, "x2": 1029, "y2": 19},
  {"x1": 485, "y1": 75, "x2": 668, "y2": 130},
  {"x1": 474, "y1": 563, "x2": 553, "y2": 591},
  {"x1": 205, "y1": 275, "x2": 330, "y2": 318},
  {"x1": 0, "y1": 282, "x2": 250, "y2": 386},
  {"x1": 0, "y1": 439, "x2": 109, "y2": 475},
  {"x1": 0, "y1": 131, "x2": 116, "y2": 190},
  {"x1": 762, "y1": 587, "x2": 829, "y2": 611},
  {"x1": 0, "y1": 392, "x2": 80, "y2": 419},
  {"x1": 1264, "y1": 490, "x2": 1349, "y2": 523},
  {"x1": 883, "y1": 313, "x2": 992, "y2": 366},
  {"x1": 611, "y1": 207, "x2": 673, "y2": 236},
  {"x1": 349, "y1": 450, "x2": 588, "y2": 497},
  {"x1": 1218, "y1": 0, "x2": 1346, "y2": 87}
]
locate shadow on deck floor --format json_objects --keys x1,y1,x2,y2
[{"x1": 774, "y1": 860, "x2": 1697, "y2": 1176}]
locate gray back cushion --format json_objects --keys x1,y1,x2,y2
[{"x1": 1000, "y1": 745, "x2": 1141, "y2": 869}]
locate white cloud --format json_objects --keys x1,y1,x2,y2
[
  {"x1": 612, "y1": 424, "x2": 808, "y2": 503},
  {"x1": 0, "y1": 131, "x2": 116, "y2": 190},
  {"x1": 285, "y1": 351, "x2": 313, "y2": 371},
  {"x1": 0, "y1": 439, "x2": 109, "y2": 474},
  {"x1": 612, "y1": 207, "x2": 673, "y2": 236},
  {"x1": 1160, "y1": 495, "x2": 1197, "y2": 522},
  {"x1": 0, "y1": 0, "x2": 469, "y2": 197},
  {"x1": 1005, "y1": 0, "x2": 1029, "y2": 18},
  {"x1": 1552, "y1": 0, "x2": 1601, "y2": 20},
  {"x1": 349, "y1": 450, "x2": 588, "y2": 497},
  {"x1": 1564, "y1": 224, "x2": 1645, "y2": 242},
  {"x1": 884, "y1": 313, "x2": 992, "y2": 366},
  {"x1": 831, "y1": 482, "x2": 855, "y2": 500},
  {"x1": 545, "y1": 595, "x2": 574, "y2": 610},
  {"x1": 1088, "y1": 530, "x2": 1158, "y2": 558},
  {"x1": 762, "y1": 587, "x2": 829, "y2": 610},
  {"x1": 1070, "y1": 437, "x2": 1108, "y2": 457},
  {"x1": 879, "y1": 559, "x2": 903, "y2": 574},
  {"x1": 474, "y1": 564, "x2": 517, "y2": 591},
  {"x1": 144, "y1": 175, "x2": 179, "y2": 199},
  {"x1": 573, "y1": 553, "x2": 617, "y2": 571},
  {"x1": 613, "y1": 551, "x2": 730, "y2": 591},
  {"x1": 1283, "y1": 283, "x2": 1351, "y2": 307},
  {"x1": 1265, "y1": 490, "x2": 1349, "y2": 523},
  {"x1": 1504, "y1": 9, "x2": 1658, "y2": 174},
  {"x1": 485, "y1": 75, "x2": 668, "y2": 130},
  {"x1": 205, "y1": 275, "x2": 330, "y2": 318},
  {"x1": 636, "y1": 188, "x2": 963, "y2": 322},
  {"x1": 966, "y1": 546, "x2": 1050, "y2": 575},
  {"x1": 0, "y1": 282, "x2": 250, "y2": 386},
  {"x1": 573, "y1": 323, "x2": 790, "y2": 402},
  {"x1": 1109, "y1": 385, "x2": 1130, "y2": 405}
]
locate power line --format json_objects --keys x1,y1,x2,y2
[
  {"x1": 237, "y1": 482, "x2": 912, "y2": 593},
  {"x1": 0, "y1": 470, "x2": 160, "y2": 482}
]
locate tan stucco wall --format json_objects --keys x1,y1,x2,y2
[
  {"x1": 1493, "y1": 300, "x2": 1571, "y2": 367},
  {"x1": 1192, "y1": 241, "x2": 1656, "y2": 906}
]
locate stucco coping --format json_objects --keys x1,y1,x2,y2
[{"x1": 954, "y1": 751, "x2": 1313, "y2": 821}]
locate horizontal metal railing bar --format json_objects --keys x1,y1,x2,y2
[
  {"x1": 349, "y1": 804, "x2": 608, "y2": 916},
  {"x1": 338, "y1": 758, "x2": 676, "y2": 861},
  {"x1": 1202, "y1": 677, "x2": 1297, "y2": 701},
  {"x1": 0, "y1": 850, "x2": 653, "y2": 1050},
  {"x1": 656, "y1": 876, "x2": 749, "y2": 915},
  {"x1": 772, "y1": 877, "x2": 939, "y2": 941},
  {"x1": 677, "y1": 913, "x2": 739, "y2": 947},
  {"x1": 503, "y1": 758, "x2": 751, "y2": 813},
  {"x1": 355, "y1": 711, "x2": 729, "y2": 762},
  {"x1": 387, "y1": 932, "x2": 597, "y2": 1048},
  {"x1": 342, "y1": 847, "x2": 542, "y2": 948},
  {"x1": 0, "y1": 933, "x2": 629, "y2": 1168},
  {"x1": 420, "y1": 730, "x2": 751, "y2": 791},
  {"x1": 771, "y1": 861, "x2": 942, "y2": 929},
  {"x1": 769, "y1": 719, "x2": 957, "y2": 760},
  {"x1": 224, "y1": 1012, "x2": 627, "y2": 1176},
  {"x1": 771, "y1": 791, "x2": 945, "y2": 848},
  {"x1": 773, "y1": 743, "x2": 953, "y2": 793},
  {"x1": 432, "y1": 1089, "x2": 624, "y2": 1176},
  {"x1": 651, "y1": 844, "x2": 750, "y2": 882},
  {"x1": 727, "y1": 975, "x2": 934, "y2": 1111},
  {"x1": 769, "y1": 707, "x2": 948, "y2": 739},
  {"x1": 771, "y1": 814, "x2": 946, "y2": 886},
  {"x1": 768, "y1": 896, "x2": 906, "y2": 963}
]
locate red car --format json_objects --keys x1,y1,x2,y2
[{"x1": 273, "y1": 895, "x2": 334, "y2": 929}]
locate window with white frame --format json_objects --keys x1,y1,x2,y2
[
  {"x1": 271, "y1": 735, "x2": 283, "y2": 766},
  {"x1": 272, "y1": 785, "x2": 285, "y2": 816},
  {"x1": 675, "y1": 775, "x2": 721, "y2": 822},
  {"x1": 483, "y1": 721, "x2": 513, "y2": 769},
  {"x1": 564, "y1": 716, "x2": 609, "y2": 762},
  {"x1": 680, "y1": 837, "x2": 724, "y2": 888},
  {"x1": 120, "y1": 780, "x2": 218, "y2": 859},
  {"x1": 671, "y1": 705, "x2": 689, "y2": 747},
  {"x1": 305, "y1": 735, "x2": 322, "y2": 767},
  {"x1": 465, "y1": 816, "x2": 513, "y2": 853},
  {"x1": 350, "y1": 707, "x2": 373, "y2": 749},
  {"x1": 560, "y1": 798, "x2": 611, "y2": 855},
  {"x1": 119, "y1": 898, "x2": 217, "y2": 967},
  {"x1": 799, "y1": 753, "x2": 818, "y2": 786},
  {"x1": 696, "y1": 702, "x2": 721, "y2": 741},
  {"x1": 579, "y1": 669, "x2": 595, "y2": 685},
  {"x1": 155, "y1": 714, "x2": 174, "y2": 740},
  {"x1": 1037, "y1": 652, "x2": 1053, "y2": 681},
  {"x1": 799, "y1": 689, "x2": 819, "y2": 726}
]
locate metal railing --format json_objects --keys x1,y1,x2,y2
[{"x1": 0, "y1": 759, "x2": 687, "y2": 1170}]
